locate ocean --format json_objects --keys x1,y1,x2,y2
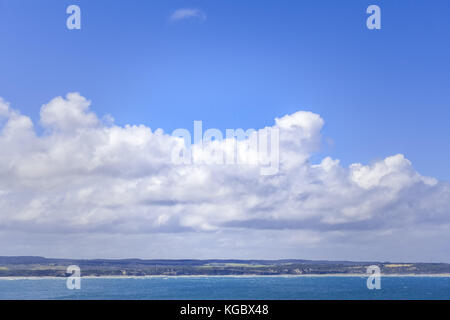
[{"x1": 0, "y1": 276, "x2": 449, "y2": 300}]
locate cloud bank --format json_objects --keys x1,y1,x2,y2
[{"x1": 1, "y1": 93, "x2": 449, "y2": 260}]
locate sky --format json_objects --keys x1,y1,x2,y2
[{"x1": 0, "y1": 0, "x2": 449, "y2": 262}]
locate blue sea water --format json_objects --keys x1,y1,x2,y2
[{"x1": 0, "y1": 276, "x2": 449, "y2": 300}]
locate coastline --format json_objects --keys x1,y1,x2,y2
[{"x1": 1, "y1": 273, "x2": 450, "y2": 280}]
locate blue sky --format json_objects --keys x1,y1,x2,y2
[
  {"x1": 1, "y1": 0, "x2": 449, "y2": 180},
  {"x1": 1, "y1": 1, "x2": 450, "y2": 261}
]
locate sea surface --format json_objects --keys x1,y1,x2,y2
[{"x1": 0, "y1": 276, "x2": 449, "y2": 300}]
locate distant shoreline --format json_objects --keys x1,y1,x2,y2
[
  {"x1": 2, "y1": 257, "x2": 450, "y2": 279},
  {"x1": 2, "y1": 273, "x2": 450, "y2": 280}
]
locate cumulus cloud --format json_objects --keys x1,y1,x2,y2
[
  {"x1": 170, "y1": 8, "x2": 206, "y2": 22},
  {"x1": 0, "y1": 93, "x2": 449, "y2": 260}
]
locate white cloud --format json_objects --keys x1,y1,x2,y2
[
  {"x1": 1, "y1": 93, "x2": 449, "y2": 261},
  {"x1": 40, "y1": 93, "x2": 98, "y2": 132},
  {"x1": 170, "y1": 8, "x2": 206, "y2": 22}
]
